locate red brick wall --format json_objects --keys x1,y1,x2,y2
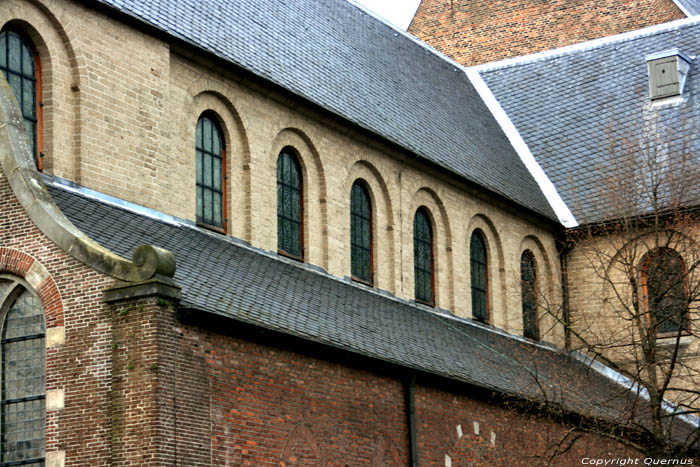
[
  {"x1": 408, "y1": 0, "x2": 684, "y2": 66},
  {"x1": 416, "y1": 383, "x2": 641, "y2": 466},
  {"x1": 0, "y1": 172, "x2": 115, "y2": 465}
]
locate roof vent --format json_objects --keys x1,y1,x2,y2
[{"x1": 646, "y1": 49, "x2": 692, "y2": 100}]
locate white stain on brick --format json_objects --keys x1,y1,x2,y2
[
  {"x1": 473, "y1": 421, "x2": 480, "y2": 435},
  {"x1": 491, "y1": 431, "x2": 497, "y2": 446},
  {"x1": 46, "y1": 450, "x2": 65, "y2": 467},
  {"x1": 25, "y1": 260, "x2": 48, "y2": 291},
  {"x1": 46, "y1": 327, "x2": 65, "y2": 348},
  {"x1": 456, "y1": 423, "x2": 463, "y2": 438},
  {"x1": 445, "y1": 454, "x2": 452, "y2": 467},
  {"x1": 46, "y1": 389, "x2": 64, "y2": 411}
]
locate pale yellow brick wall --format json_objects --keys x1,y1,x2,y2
[
  {"x1": 1, "y1": 0, "x2": 563, "y2": 344},
  {"x1": 565, "y1": 232, "x2": 700, "y2": 406}
]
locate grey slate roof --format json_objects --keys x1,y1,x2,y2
[
  {"x1": 87, "y1": 0, "x2": 556, "y2": 221},
  {"x1": 677, "y1": 0, "x2": 700, "y2": 15},
  {"x1": 478, "y1": 18, "x2": 700, "y2": 225},
  {"x1": 47, "y1": 179, "x2": 644, "y2": 422}
]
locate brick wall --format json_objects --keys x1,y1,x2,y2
[
  {"x1": 0, "y1": 168, "x2": 115, "y2": 465},
  {"x1": 408, "y1": 0, "x2": 684, "y2": 66}
]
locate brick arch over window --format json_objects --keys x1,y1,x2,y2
[
  {"x1": 1, "y1": 1, "x2": 85, "y2": 177},
  {"x1": 409, "y1": 187, "x2": 454, "y2": 310},
  {"x1": 0, "y1": 27, "x2": 42, "y2": 169},
  {"x1": 0, "y1": 248, "x2": 64, "y2": 328},
  {"x1": 641, "y1": 247, "x2": 688, "y2": 334},
  {"x1": 343, "y1": 160, "x2": 396, "y2": 293},
  {"x1": 466, "y1": 214, "x2": 506, "y2": 326},
  {"x1": 190, "y1": 88, "x2": 250, "y2": 240},
  {"x1": 269, "y1": 128, "x2": 328, "y2": 269}
]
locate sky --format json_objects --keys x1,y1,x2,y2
[{"x1": 350, "y1": 0, "x2": 421, "y2": 30}]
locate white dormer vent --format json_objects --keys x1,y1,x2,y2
[{"x1": 646, "y1": 49, "x2": 692, "y2": 100}]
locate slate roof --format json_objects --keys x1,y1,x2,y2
[
  {"x1": 47, "y1": 179, "x2": 648, "y2": 422},
  {"x1": 478, "y1": 18, "x2": 700, "y2": 225},
  {"x1": 677, "y1": 0, "x2": 700, "y2": 15},
  {"x1": 86, "y1": 0, "x2": 556, "y2": 222}
]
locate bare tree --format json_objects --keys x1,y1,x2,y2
[{"x1": 531, "y1": 112, "x2": 700, "y2": 461}]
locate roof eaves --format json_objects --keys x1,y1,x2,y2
[
  {"x1": 465, "y1": 69, "x2": 578, "y2": 227},
  {"x1": 672, "y1": 0, "x2": 696, "y2": 17}
]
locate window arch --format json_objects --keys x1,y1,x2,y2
[
  {"x1": 413, "y1": 207, "x2": 434, "y2": 305},
  {"x1": 0, "y1": 28, "x2": 42, "y2": 170},
  {"x1": 521, "y1": 250, "x2": 538, "y2": 340},
  {"x1": 277, "y1": 148, "x2": 303, "y2": 259},
  {"x1": 350, "y1": 180, "x2": 373, "y2": 284},
  {"x1": 196, "y1": 113, "x2": 226, "y2": 231},
  {"x1": 470, "y1": 230, "x2": 488, "y2": 322},
  {"x1": 0, "y1": 276, "x2": 45, "y2": 465},
  {"x1": 642, "y1": 248, "x2": 688, "y2": 334}
]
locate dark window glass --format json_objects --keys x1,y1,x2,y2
[
  {"x1": 277, "y1": 149, "x2": 303, "y2": 259},
  {"x1": 0, "y1": 284, "x2": 45, "y2": 466},
  {"x1": 196, "y1": 115, "x2": 225, "y2": 229},
  {"x1": 350, "y1": 181, "x2": 372, "y2": 284},
  {"x1": 0, "y1": 30, "x2": 39, "y2": 169},
  {"x1": 414, "y1": 208, "x2": 434, "y2": 305},
  {"x1": 470, "y1": 231, "x2": 488, "y2": 322},
  {"x1": 644, "y1": 248, "x2": 688, "y2": 334},
  {"x1": 521, "y1": 250, "x2": 538, "y2": 340}
]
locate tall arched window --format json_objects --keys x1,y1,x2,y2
[
  {"x1": 521, "y1": 250, "x2": 538, "y2": 340},
  {"x1": 414, "y1": 208, "x2": 434, "y2": 305},
  {"x1": 0, "y1": 277, "x2": 45, "y2": 465},
  {"x1": 277, "y1": 148, "x2": 303, "y2": 259},
  {"x1": 350, "y1": 181, "x2": 373, "y2": 284},
  {"x1": 642, "y1": 248, "x2": 688, "y2": 334},
  {"x1": 0, "y1": 29, "x2": 42, "y2": 169},
  {"x1": 196, "y1": 114, "x2": 226, "y2": 231},
  {"x1": 470, "y1": 230, "x2": 488, "y2": 322}
]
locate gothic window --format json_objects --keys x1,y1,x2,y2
[
  {"x1": 642, "y1": 248, "x2": 688, "y2": 334},
  {"x1": 470, "y1": 230, "x2": 488, "y2": 322},
  {"x1": 414, "y1": 208, "x2": 434, "y2": 305},
  {"x1": 350, "y1": 181, "x2": 372, "y2": 284},
  {"x1": 196, "y1": 114, "x2": 225, "y2": 230},
  {"x1": 0, "y1": 277, "x2": 45, "y2": 466},
  {"x1": 521, "y1": 250, "x2": 539, "y2": 340},
  {"x1": 277, "y1": 148, "x2": 303, "y2": 259},
  {"x1": 0, "y1": 29, "x2": 42, "y2": 170}
]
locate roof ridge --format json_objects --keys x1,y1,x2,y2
[{"x1": 472, "y1": 16, "x2": 700, "y2": 73}]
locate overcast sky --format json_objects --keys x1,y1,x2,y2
[{"x1": 350, "y1": 0, "x2": 421, "y2": 30}]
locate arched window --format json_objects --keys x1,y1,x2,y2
[
  {"x1": 0, "y1": 277, "x2": 45, "y2": 465},
  {"x1": 470, "y1": 230, "x2": 488, "y2": 322},
  {"x1": 350, "y1": 181, "x2": 373, "y2": 284},
  {"x1": 521, "y1": 250, "x2": 538, "y2": 340},
  {"x1": 277, "y1": 148, "x2": 303, "y2": 259},
  {"x1": 0, "y1": 29, "x2": 42, "y2": 169},
  {"x1": 413, "y1": 208, "x2": 434, "y2": 305},
  {"x1": 642, "y1": 248, "x2": 688, "y2": 334},
  {"x1": 196, "y1": 114, "x2": 226, "y2": 231}
]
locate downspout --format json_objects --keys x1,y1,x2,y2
[
  {"x1": 556, "y1": 231, "x2": 572, "y2": 349},
  {"x1": 405, "y1": 373, "x2": 418, "y2": 466}
]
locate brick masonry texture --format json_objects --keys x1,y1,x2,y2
[
  {"x1": 0, "y1": 0, "x2": 664, "y2": 464},
  {"x1": 409, "y1": 0, "x2": 685, "y2": 66}
]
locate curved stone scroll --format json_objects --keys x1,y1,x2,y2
[{"x1": 0, "y1": 76, "x2": 176, "y2": 283}]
